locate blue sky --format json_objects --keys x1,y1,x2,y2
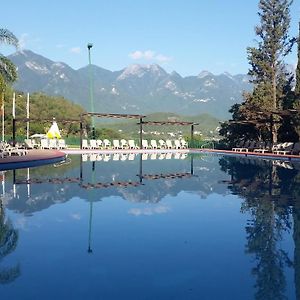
[{"x1": 2, "y1": 0, "x2": 300, "y2": 76}]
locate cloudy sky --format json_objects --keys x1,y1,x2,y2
[{"x1": 2, "y1": 0, "x2": 300, "y2": 76}]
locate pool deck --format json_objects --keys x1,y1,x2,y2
[{"x1": 193, "y1": 148, "x2": 300, "y2": 161}]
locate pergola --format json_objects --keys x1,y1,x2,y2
[
  {"x1": 137, "y1": 120, "x2": 200, "y2": 147},
  {"x1": 80, "y1": 112, "x2": 146, "y2": 148}
]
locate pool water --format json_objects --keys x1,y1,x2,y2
[{"x1": 0, "y1": 153, "x2": 299, "y2": 300}]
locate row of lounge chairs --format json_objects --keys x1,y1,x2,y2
[
  {"x1": 82, "y1": 139, "x2": 188, "y2": 150},
  {"x1": 24, "y1": 138, "x2": 67, "y2": 150},
  {"x1": 0, "y1": 142, "x2": 28, "y2": 158},
  {"x1": 232, "y1": 141, "x2": 300, "y2": 155},
  {"x1": 82, "y1": 152, "x2": 188, "y2": 162}
]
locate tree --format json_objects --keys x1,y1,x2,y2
[
  {"x1": 0, "y1": 28, "x2": 18, "y2": 87},
  {"x1": 295, "y1": 22, "x2": 300, "y2": 101},
  {"x1": 242, "y1": 0, "x2": 294, "y2": 143}
]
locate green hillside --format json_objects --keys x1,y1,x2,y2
[{"x1": 98, "y1": 112, "x2": 220, "y2": 140}]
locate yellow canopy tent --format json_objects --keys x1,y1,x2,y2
[{"x1": 46, "y1": 120, "x2": 61, "y2": 139}]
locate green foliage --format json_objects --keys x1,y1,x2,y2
[
  {"x1": 103, "y1": 112, "x2": 220, "y2": 140},
  {"x1": 295, "y1": 22, "x2": 300, "y2": 108},
  {"x1": 220, "y1": 0, "x2": 298, "y2": 146},
  {"x1": 0, "y1": 28, "x2": 18, "y2": 86},
  {"x1": 3, "y1": 91, "x2": 87, "y2": 137},
  {"x1": 90, "y1": 127, "x2": 124, "y2": 139}
]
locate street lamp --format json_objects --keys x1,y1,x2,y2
[{"x1": 87, "y1": 43, "x2": 95, "y2": 139}]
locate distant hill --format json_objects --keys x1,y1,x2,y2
[
  {"x1": 102, "y1": 112, "x2": 220, "y2": 139},
  {"x1": 9, "y1": 49, "x2": 252, "y2": 119}
]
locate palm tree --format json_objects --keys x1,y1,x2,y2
[{"x1": 0, "y1": 28, "x2": 19, "y2": 86}]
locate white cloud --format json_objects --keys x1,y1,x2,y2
[
  {"x1": 128, "y1": 205, "x2": 170, "y2": 216},
  {"x1": 70, "y1": 213, "x2": 81, "y2": 220},
  {"x1": 70, "y1": 47, "x2": 81, "y2": 54},
  {"x1": 56, "y1": 44, "x2": 65, "y2": 49},
  {"x1": 129, "y1": 50, "x2": 172, "y2": 63}
]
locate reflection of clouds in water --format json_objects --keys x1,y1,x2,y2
[
  {"x1": 14, "y1": 217, "x2": 28, "y2": 230},
  {"x1": 70, "y1": 213, "x2": 81, "y2": 220},
  {"x1": 128, "y1": 205, "x2": 170, "y2": 216}
]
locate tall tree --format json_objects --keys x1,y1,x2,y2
[
  {"x1": 243, "y1": 0, "x2": 294, "y2": 143},
  {"x1": 295, "y1": 22, "x2": 300, "y2": 100},
  {"x1": 0, "y1": 28, "x2": 18, "y2": 87}
]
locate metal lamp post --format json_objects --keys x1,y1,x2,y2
[{"x1": 87, "y1": 43, "x2": 95, "y2": 139}]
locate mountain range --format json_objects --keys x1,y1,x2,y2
[{"x1": 9, "y1": 50, "x2": 252, "y2": 119}]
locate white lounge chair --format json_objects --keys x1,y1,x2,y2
[
  {"x1": 120, "y1": 139, "x2": 129, "y2": 149},
  {"x1": 142, "y1": 153, "x2": 148, "y2": 160},
  {"x1": 165, "y1": 140, "x2": 173, "y2": 149},
  {"x1": 96, "y1": 140, "x2": 103, "y2": 149},
  {"x1": 58, "y1": 139, "x2": 67, "y2": 149},
  {"x1": 128, "y1": 140, "x2": 139, "y2": 149},
  {"x1": 142, "y1": 140, "x2": 151, "y2": 149},
  {"x1": 150, "y1": 140, "x2": 158, "y2": 149},
  {"x1": 174, "y1": 140, "x2": 182, "y2": 149},
  {"x1": 24, "y1": 139, "x2": 35, "y2": 149},
  {"x1": 103, "y1": 139, "x2": 111, "y2": 149},
  {"x1": 89, "y1": 139, "x2": 98, "y2": 149},
  {"x1": 113, "y1": 140, "x2": 121, "y2": 149},
  {"x1": 82, "y1": 139, "x2": 89, "y2": 149},
  {"x1": 158, "y1": 140, "x2": 166, "y2": 149},
  {"x1": 41, "y1": 139, "x2": 50, "y2": 149},
  {"x1": 49, "y1": 139, "x2": 57, "y2": 149},
  {"x1": 181, "y1": 139, "x2": 188, "y2": 149}
]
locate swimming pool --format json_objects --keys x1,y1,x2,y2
[{"x1": 0, "y1": 153, "x2": 299, "y2": 299}]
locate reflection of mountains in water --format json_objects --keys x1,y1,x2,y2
[{"x1": 3, "y1": 154, "x2": 231, "y2": 214}]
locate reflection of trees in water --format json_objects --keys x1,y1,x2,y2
[
  {"x1": 0, "y1": 201, "x2": 20, "y2": 284},
  {"x1": 220, "y1": 157, "x2": 299, "y2": 300}
]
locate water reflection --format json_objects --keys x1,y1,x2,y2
[
  {"x1": 220, "y1": 156, "x2": 300, "y2": 300},
  {"x1": 0, "y1": 153, "x2": 300, "y2": 298},
  {"x1": 0, "y1": 188, "x2": 20, "y2": 284}
]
